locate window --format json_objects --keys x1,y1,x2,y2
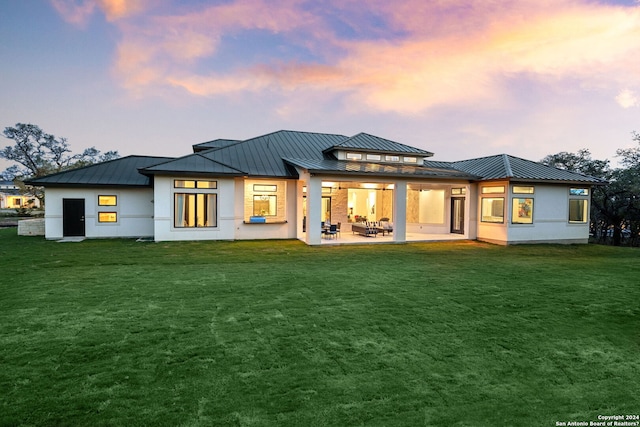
[
  {"x1": 482, "y1": 186, "x2": 505, "y2": 194},
  {"x1": 366, "y1": 154, "x2": 381, "y2": 161},
  {"x1": 481, "y1": 198, "x2": 504, "y2": 223},
  {"x1": 253, "y1": 195, "x2": 277, "y2": 216},
  {"x1": 98, "y1": 212, "x2": 117, "y2": 223},
  {"x1": 174, "y1": 193, "x2": 217, "y2": 227},
  {"x1": 512, "y1": 198, "x2": 533, "y2": 224},
  {"x1": 570, "y1": 188, "x2": 589, "y2": 196},
  {"x1": 174, "y1": 180, "x2": 195, "y2": 188},
  {"x1": 513, "y1": 186, "x2": 534, "y2": 194},
  {"x1": 174, "y1": 180, "x2": 217, "y2": 189},
  {"x1": 98, "y1": 195, "x2": 117, "y2": 206},
  {"x1": 196, "y1": 181, "x2": 217, "y2": 189},
  {"x1": 404, "y1": 157, "x2": 417, "y2": 163},
  {"x1": 346, "y1": 152, "x2": 362, "y2": 160},
  {"x1": 451, "y1": 188, "x2": 466, "y2": 195},
  {"x1": 253, "y1": 184, "x2": 277, "y2": 192},
  {"x1": 385, "y1": 155, "x2": 400, "y2": 162},
  {"x1": 569, "y1": 199, "x2": 588, "y2": 223}
]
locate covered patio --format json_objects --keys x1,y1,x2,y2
[{"x1": 315, "y1": 229, "x2": 470, "y2": 245}]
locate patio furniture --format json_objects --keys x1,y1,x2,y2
[
  {"x1": 325, "y1": 224, "x2": 338, "y2": 239},
  {"x1": 351, "y1": 222, "x2": 378, "y2": 237},
  {"x1": 377, "y1": 218, "x2": 393, "y2": 235}
]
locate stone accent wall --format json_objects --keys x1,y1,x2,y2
[
  {"x1": 407, "y1": 189, "x2": 420, "y2": 223},
  {"x1": 18, "y1": 218, "x2": 45, "y2": 236},
  {"x1": 243, "y1": 179, "x2": 287, "y2": 222},
  {"x1": 329, "y1": 188, "x2": 349, "y2": 226}
]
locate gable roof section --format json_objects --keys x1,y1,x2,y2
[
  {"x1": 192, "y1": 138, "x2": 241, "y2": 152},
  {"x1": 25, "y1": 155, "x2": 174, "y2": 187},
  {"x1": 324, "y1": 132, "x2": 434, "y2": 156},
  {"x1": 442, "y1": 154, "x2": 606, "y2": 184},
  {"x1": 144, "y1": 130, "x2": 348, "y2": 178},
  {"x1": 140, "y1": 153, "x2": 246, "y2": 176},
  {"x1": 284, "y1": 158, "x2": 478, "y2": 180}
]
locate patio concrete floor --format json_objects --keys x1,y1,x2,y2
[{"x1": 304, "y1": 231, "x2": 469, "y2": 245}]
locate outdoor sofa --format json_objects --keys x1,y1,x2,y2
[{"x1": 351, "y1": 222, "x2": 378, "y2": 237}]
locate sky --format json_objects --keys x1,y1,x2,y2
[{"x1": 1, "y1": 0, "x2": 639, "y2": 173}]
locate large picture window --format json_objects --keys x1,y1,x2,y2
[
  {"x1": 512, "y1": 198, "x2": 533, "y2": 224},
  {"x1": 569, "y1": 199, "x2": 588, "y2": 223},
  {"x1": 253, "y1": 195, "x2": 277, "y2": 216},
  {"x1": 481, "y1": 197, "x2": 504, "y2": 223},
  {"x1": 174, "y1": 193, "x2": 217, "y2": 228}
]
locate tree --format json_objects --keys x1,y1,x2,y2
[
  {"x1": 1, "y1": 123, "x2": 119, "y2": 206},
  {"x1": 541, "y1": 139, "x2": 640, "y2": 247}
]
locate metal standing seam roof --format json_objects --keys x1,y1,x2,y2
[
  {"x1": 192, "y1": 139, "x2": 242, "y2": 152},
  {"x1": 140, "y1": 153, "x2": 246, "y2": 176},
  {"x1": 283, "y1": 158, "x2": 478, "y2": 180},
  {"x1": 144, "y1": 130, "x2": 349, "y2": 178},
  {"x1": 442, "y1": 154, "x2": 607, "y2": 184},
  {"x1": 324, "y1": 132, "x2": 434, "y2": 156},
  {"x1": 24, "y1": 156, "x2": 175, "y2": 187},
  {"x1": 24, "y1": 131, "x2": 607, "y2": 187}
]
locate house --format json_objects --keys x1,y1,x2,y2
[
  {"x1": 0, "y1": 181, "x2": 41, "y2": 209},
  {"x1": 25, "y1": 130, "x2": 605, "y2": 245}
]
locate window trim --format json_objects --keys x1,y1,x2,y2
[
  {"x1": 253, "y1": 194, "x2": 277, "y2": 216},
  {"x1": 481, "y1": 197, "x2": 505, "y2": 223},
  {"x1": 174, "y1": 179, "x2": 217, "y2": 189},
  {"x1": 98, "y1": 195, "x2": 117, "y2": 206},
  {"x1": 513, "y1": 186, "x2": 535, "y2": 194},
  {"x1": 568, "y1": 199, "x2": 588, "y2": 224},
  {"x1": 98, "y1": 212, "x2": 118, "y2": 223},
  {"x1": 174, "y1": 193, "x2": 218, "y2": 228},
  {"x1": 512, "y1": 197, "x2": 534, "y2": 224},
  {"x1": 482, "y1": 186, "x2": 505, "y2": 194}
]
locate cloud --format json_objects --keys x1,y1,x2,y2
[
  {"x1": 50, "y1": 0, "x2": 148, "y2": 25},
  {"x1": 68, "y1": 0, "x2": 640, "y2": 113},
  {"x1": 616, "y1": 89, "x2": 639, "y2": 108}
]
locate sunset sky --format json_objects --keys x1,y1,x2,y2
[{"x1": 1, "y1": 0, "x2": 639, "y2": 172}]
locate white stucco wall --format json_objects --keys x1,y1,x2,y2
[
  {"x1": 506, "y1": 184, "x2": 590, "y2": 244},
  {"x1": 43, "y1": 187, "x2": 154, "y2": 240},
  {"x1": 153, "y1": 176, "x2": 235, "y2": 242},
  {"x1": 476, "y1": 182, "x2": 591, "y2": 245}
]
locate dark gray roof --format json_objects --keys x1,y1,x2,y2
[
  {"x1": 143, "y1": 130, "x2": 348, "y2": 178},
  {"x1": 324, "y1": 132, "x2": 434, "y2": 156},
  {"x1": 284, "y1": 158, "x2": 477, "y2": 180},
  {"x1": 442, "y1": 154, "x2": 606, "y2": 184},
  {"x1": 192, "y1": 139, "x2": 241, "y2": 152},
  {"x1": 25, "y1": 156, "x2": 174, "y2": 187},
  {"x1": 25, "y1": 132, "x2": 606, "y2": 187},
  {"x1": 141, "y1": 154, "x2": 245, "y2": 176}
]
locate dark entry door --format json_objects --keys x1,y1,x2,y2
[
  {"x1": 451, "y1": 197, "x2": 465, "y2": 234},
  {"x1": 63, "y1": 198, "x2": 85, "y2": 237}
]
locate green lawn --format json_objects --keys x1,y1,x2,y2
[{"x1": 1, "y1": 229, "x2": 639, "y2": 426}]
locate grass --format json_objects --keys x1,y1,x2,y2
[{"x1": 1, "y1": 228, "x2": 639, "y2": 426}]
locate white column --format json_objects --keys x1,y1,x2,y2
[
  {"x1": 306, "y1": 175, "x2": 323, "y2": 245},
  {"x1": 393, "y1": 181, "x2": 407, "y2": 242}
]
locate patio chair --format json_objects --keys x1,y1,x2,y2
[
  {"x1": 325, "y1": 224, "x2": 338, "y2": 239},
  {"x1": 336, "y1": 222, "x2": 341, "y2": 237}
]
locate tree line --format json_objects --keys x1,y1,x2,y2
[
  {"x1": 541, "y1": 132, "x2": 640, "y2": 246},
  {"x1": 0, "y1": 123, "x2": 119, "y2": 207},
  {"x1": 2, "y1": 122, "x2": 639, "y2": 246}
]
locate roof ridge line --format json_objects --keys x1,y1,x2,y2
[
  {"x1": 502, "y1": 154, "x2": 514, "y2": 177},
  {"x1": 196, "y1": 153, "x2": 248, "y2": 174}
]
